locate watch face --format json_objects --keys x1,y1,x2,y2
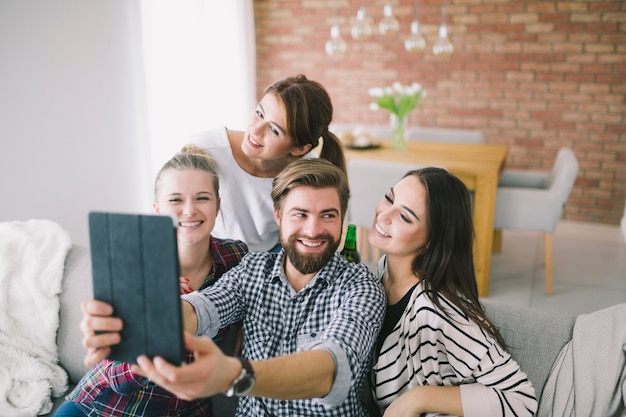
[{"x1": 235, "y1": 375, "x2": 255, "y2": 396}]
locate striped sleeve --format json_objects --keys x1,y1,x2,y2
[{"x1": 373, "y1": 285, "x2": 537, "y2": 416}]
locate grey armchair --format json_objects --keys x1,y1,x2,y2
[{"x1": 493, "y1": 147, "x2": 579, "y2": 294}]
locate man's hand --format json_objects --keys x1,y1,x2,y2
[
  {"x1": 132, "y1": 332, "x2": 241, "y2": 400},
  {"x1": 80, "y1": 299, "x2": 123, "y2": 367}
]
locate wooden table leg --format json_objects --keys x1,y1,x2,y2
[{"x1": 472, "y1": 172, "x2": 499, "y2": 297}]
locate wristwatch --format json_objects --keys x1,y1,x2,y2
[{"x1": 225, "y1": 357, "x2": 256, "y2": 397}]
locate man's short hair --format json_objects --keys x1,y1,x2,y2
[{"x1": 271, "y1": 158, "x2": 350, "y2": 216}]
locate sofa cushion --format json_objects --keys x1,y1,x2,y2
[
  {"x1": 58, "y1": 245, "x2": 92, "y2": 384},
  {"x1": 482, "y1": 299, "x2": 575, "y2": 402}
]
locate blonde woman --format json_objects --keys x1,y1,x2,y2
[{"x1": 54, "y1": 145, "x2": 248, "y2": 417}]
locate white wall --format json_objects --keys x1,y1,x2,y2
[{"x1": 0, "y1": 0, "x2": 152, "y2": 246}]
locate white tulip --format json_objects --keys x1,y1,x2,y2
[
  {"x1": 368, "y1": 87, "x2": 384, "y2": 97},
  {"x1": 392, "y1": 81, "x2": 404, "y2": 94}
]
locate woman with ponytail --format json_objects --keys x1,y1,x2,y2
[{"x1": 193, "y1": 74, "x2": 346, "y2": 252}]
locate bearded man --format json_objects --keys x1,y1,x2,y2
[{"x1": 80, "y1": 158, "x2": 385, "y2": 417}]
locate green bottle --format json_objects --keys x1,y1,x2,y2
[{"x1": 340, "y1": 224, "x2": 361, "y2": 263}]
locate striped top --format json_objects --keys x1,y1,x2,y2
[{"x1": 372, "y1": 257, "x2": 537, "y2": 417}]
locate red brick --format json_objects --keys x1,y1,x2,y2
[
  {"x1": 539, "y1": 13, "x2": 570, "y2": 23},
  {"x1": 527, "y1": 4, "x2": 557, "y2": 13},
  {"x1": 557, "y1": 3, "x2": 589, "y2": 12},
  {"x1": 571, "y1": 13, "x2": 602, "y2": 23}
]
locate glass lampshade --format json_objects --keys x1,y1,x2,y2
[
  {"x1": 433, "y1": 24, "x2": 453, "y2": 57},
  {"x1": 351, "y1": 6, "x2": 373, "y2": 40},
  {"x1": 325, "y1": 23, "x2": 346, "y2": 56},
  {"x1": 378, "y1": 3, "x2": 399, "y2": 35},
  {"x1": 404, "y1": 21, "x2": 426, "y2": 52}
]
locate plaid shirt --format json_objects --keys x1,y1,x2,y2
[
  {"x1": 184, "y1": 250, "x2": 386, "y2": 417},
  {"x1": 66, "y1": 236, "x2": 248, "y2": 417}
]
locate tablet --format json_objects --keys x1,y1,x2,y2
[{"x1": 88, "y1": 211, "x2": 184, "y2": 364}]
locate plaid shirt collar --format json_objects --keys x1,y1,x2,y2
[{"x1": 268, "y1": 249, "x2": 344, "y2": 288}]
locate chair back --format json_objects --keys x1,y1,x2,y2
[
  {"x1": 331, "y1": 124, "x2": 391, "y2": 140},
  {"x1": 407, "y1": 127, "x2": 484, "y2": 144},
  {"x1": 549, "y1": 147, "x2": 579, "y2": 207},
  {"x1": 332, "y1": 124, "x2": 483, "y2": 144},
  {"x1": 494, "y1": 147, "x2": 578, "y2": 232}
]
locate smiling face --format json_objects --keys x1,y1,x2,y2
[
  {"x1": 153, "y1": 168, "x2": 219, "y2": 247},
  {"x1": 368, "y1": 174, "x2": 429, "y2": 259},
  {"x1": 274, "y1": 186, "x2": 343, "y2": 276},
  {"x1": 243, "y1": 92, "x2": 311, "y2": 162}
]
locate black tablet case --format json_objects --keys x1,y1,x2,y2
[{"x1": 88, "y1": 212, "x2": 184, "y2": 364}]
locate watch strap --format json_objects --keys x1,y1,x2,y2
[
  {"x1": 225, "y1": 357, "x2": 255, "y2": 397},
  {"x1": 238, "y1": 357, "x2": 254, "y2": 378}
]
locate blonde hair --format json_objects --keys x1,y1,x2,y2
[{"x1": 154, "y1": 144, "x2": 219, "y2": 200}]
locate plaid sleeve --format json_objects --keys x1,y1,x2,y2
[{"x1": 103, "y1": 360, "x2": 149, "y2": 394}]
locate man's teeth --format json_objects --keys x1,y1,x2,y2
[
  {"x1": 301, "y1": 240, "x2": 322, "y2": 248},
  {"x1": 375, "y1": 223, "x2": 391, "y2": 237},
  {"x1": 180, "y1": 221, "x2": 202, "y2": 227}
]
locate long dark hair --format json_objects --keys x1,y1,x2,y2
[
  {"x1": 407, "y1": 167, "x2": 505, "y2": 348},
  {"x1": 264, "y1": 74, "x2": 346, "y2": 174}
]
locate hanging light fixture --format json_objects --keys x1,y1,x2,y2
[
  {"x1": 351, "y1": 3, "x2": 373, "y2": 40},
  {"x1": 404, "y1": 0, "x2": 425, "y2": 52},
  {"x1": 433, "y1": 0, "x2": 453, "y2": 57},
  {"x1": 378, "y1": 2, "x2": 399, "y2": 35},
  {"x1": 325, "y1": 1, "x2": 346, "y2": 56},
  {"x1": 325, "y1": 23, "x2": 347, "y2": 56}
]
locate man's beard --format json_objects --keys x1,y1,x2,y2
[{"x1": 283, "y1": 233, "x2": 340, "y2": 275}]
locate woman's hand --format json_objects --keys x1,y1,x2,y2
[
  {"x1": 179, "y1": 277, "x2": 193, "y2": 294},
  {"x1": 80, "y1": 299, "x2": 123, "y2": 367},
  {"x1": 382, "y1": 387, "x2": 424, "y2": 417},
  {"x1": 382, "y1": 385, "x2": 462, "y2": 417}
]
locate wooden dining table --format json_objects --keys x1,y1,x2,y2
[{"x1": 344, "y1": 140, "x2": 509, "y2": 297}]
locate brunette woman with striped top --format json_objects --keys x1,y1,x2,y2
[{"x1": 368, "y1": 167, "x2": 537, "y2": 417}]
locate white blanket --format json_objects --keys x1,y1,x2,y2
[
  {"x1": 0, "y1": 219, "x2": 72, "y2": 417},
  {"x1": 538, "y1": 303, "x2": 626, "y2": 417}
]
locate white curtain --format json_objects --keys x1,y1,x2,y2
[{"x1": 139, "y1": 0, "x2": 256, "y2": 177}]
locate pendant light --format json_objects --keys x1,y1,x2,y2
[
  {"x1": 351, "y1": 2, "x2": 373, "y2": 40},
  {"x1": 325, "y1": 1, "x2": 346, "y2": 56},
  {"x1": 433, "y1": 0, "x2": 453, "y2": 57},
  {"x1": 378, "y1": 2, "x2": 399, "y2": 35},
  {"x1": 404, "y1": 0, "x2": 425, "y2": 53}
]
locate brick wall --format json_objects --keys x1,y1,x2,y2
[{"x1": 254, "y1": 0, "x2": 626, "y2": 225}]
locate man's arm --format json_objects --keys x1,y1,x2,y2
[
  {"x1": 251, "y1": 349, "x2": 334, "y2": 399},
  {"x1": 181, "y1": 299, "x2": 198, "y2": 334},
  {"x1": 133, "y1": 332, "x2": 335, "y2": 401}
]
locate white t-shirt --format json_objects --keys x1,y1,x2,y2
[{"x1": 192, "y1": 127, "x2": 277, "y2": 252}]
